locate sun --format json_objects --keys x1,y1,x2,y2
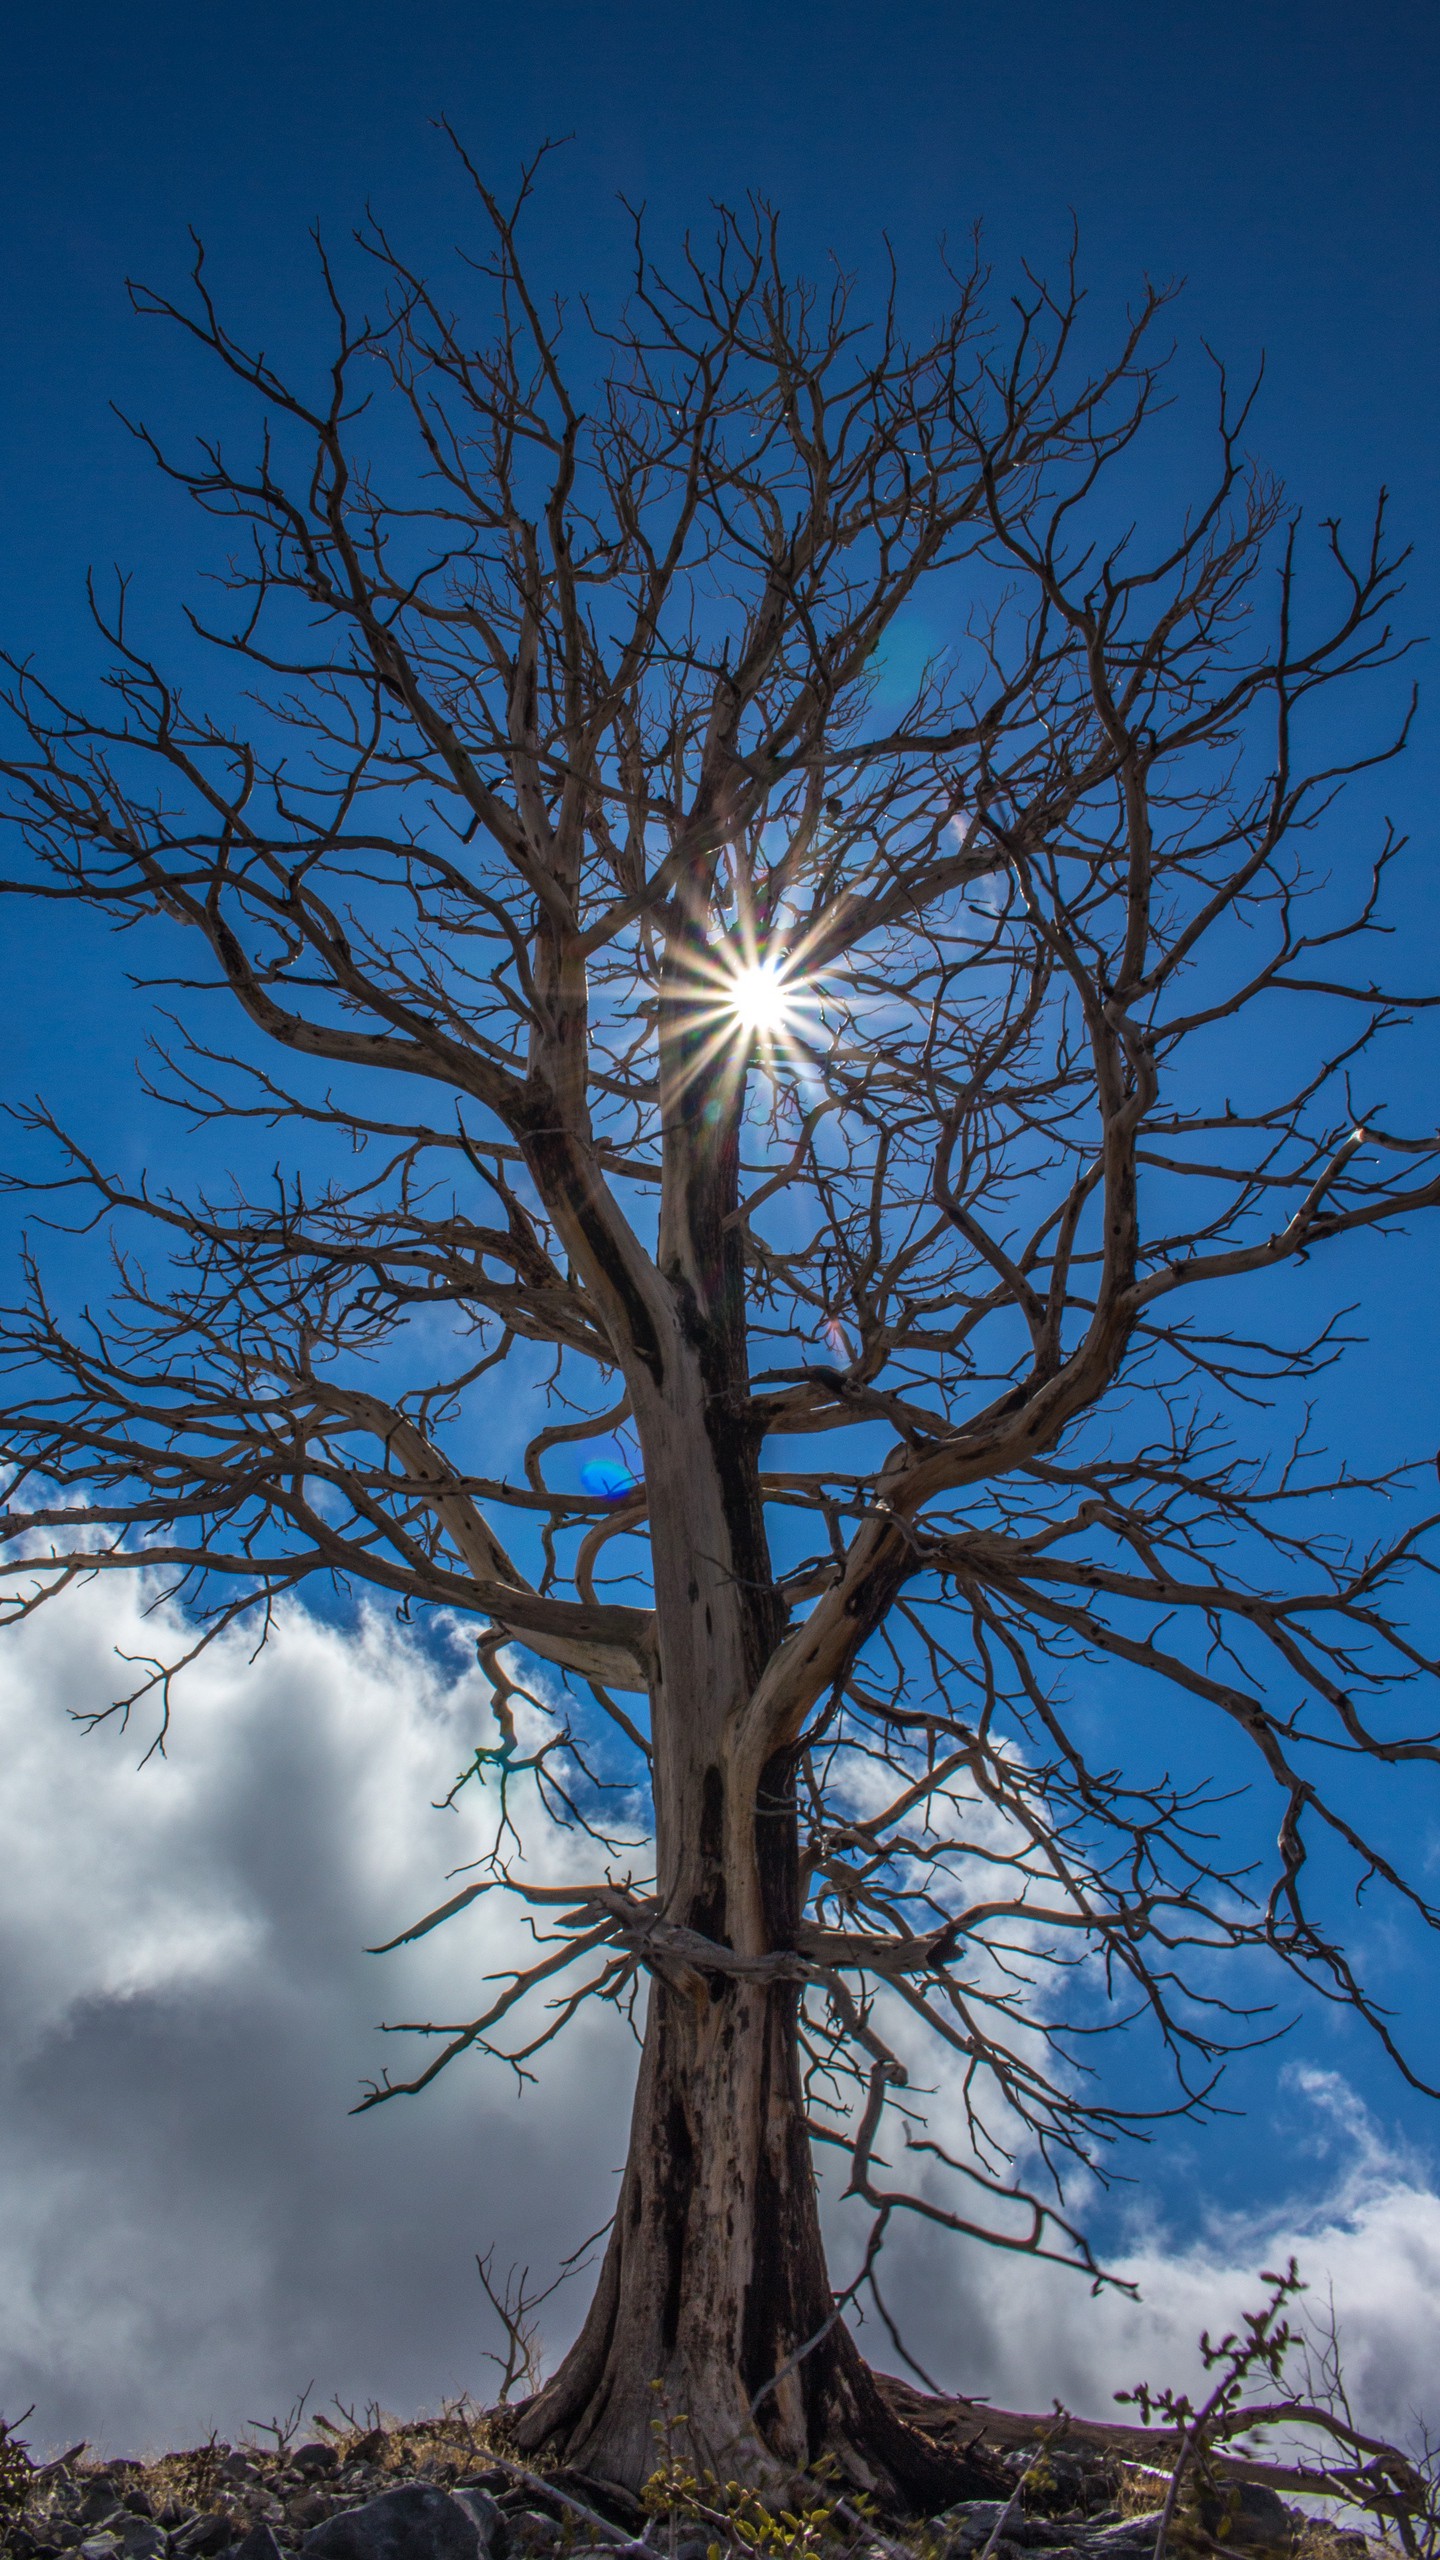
[{"x1": 726, "y1": 958, "x2": 797, "y2": 1038}]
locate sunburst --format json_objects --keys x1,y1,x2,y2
[
  {"x1": 725, "y1": 956, "x2": 801, "y2": 1040},
  {"x1": 650, "y1": 916, "x2": 829, "y2": 1100}
]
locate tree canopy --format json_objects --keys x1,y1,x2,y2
[{"x1": 3, "y1": 158, "x2": 1438, "y2": 2502}]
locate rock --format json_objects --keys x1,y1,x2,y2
[
  {"x1": 302, "y1": 2485, "x2": 492, "y2": 2560},
  {"x1": 1087, "y1": 2524, "x2": 1164, "y2": 2557},
  {"x1": 289, "y1": 2497, "x2": 334, "y2": 2532},
  {"x1": 111, "y1": 2521, "x2": 166, "y2": 2560},
  {"x1": 945, "y1": 2501, "x2": 1007, "y2": 2549},
  {"x1": 504, "y1": 2516, "x2": 560, "y2": 2555},
  {"x1": 1195, "y1": 2485, "x2": 1293, "y2": 2550},
  {"x1": 174, "y1": 2517, "x2": 233, "y2": 2558},
  {"x1": 1023, "y1": 2452, "x2": 1118, "y2": 2520},
  {"x1": 544, "y1": 2475, "x2": 643, "y2": 2534},
  {"x1": 77, "y1": 2489, "x2": 124, "y2": 2528},
  {"x1": 450, "y1": 2490, "x2": 507, "y2": 2558},
  {"x1": 946, "y1": 2511, "x2": 1080, "y2": 2556},
  {"x1": 294, "y1": 2452, "x2": 339, "y2": 2482},
  {"x1": 231, "y1": 2530, "x2": 285, "y2": 2560}
]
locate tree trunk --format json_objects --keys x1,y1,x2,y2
[
  {"x1": 510, "y1": 1959, "x2": 1000, "y2": 2509},
  {"x1": 512, "y1": 1028, "x2": 1001, "y2": 2509},
  {"x1": 509, "y1": 1751, "x2": 1002, "y2": 2511}
]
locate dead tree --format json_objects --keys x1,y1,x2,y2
[{"x1": 3, "y1": 158, "x2": 1439, "y2": 2504}]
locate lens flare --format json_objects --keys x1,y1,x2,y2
[
  {"x1": 727, "y1": 959, "x2": 797, "y2": 1038},
  {"x1": 663, "y1": 932, "x2": 826, "y2": 1096}
]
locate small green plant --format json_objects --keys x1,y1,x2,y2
[
  {"x1": 1118, "y1": 2262, "x2": 1439, "y2": 2560},
  {"x1": 1118, "y1": 2264, "x2": 1308, "y2": 2560},
  {"x1": 641, "y1": 2393, "x2": 857, "y2": 2559}
]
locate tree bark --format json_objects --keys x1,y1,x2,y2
[
  {"x1": 510, "y1": 1008, "x2": 1003, "y2": 2509},
  {"x1": 509, "y1": 1518, "x2": 1001, "y2": 2507},
  {"x1": 505, "y1": 1398, "x2": 996, "y2": 2501},
  {"x1": 510, "y1": 1938, "x2": 1002, "y2": 2511}
]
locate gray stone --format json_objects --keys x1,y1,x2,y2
[
  {"x1": 1033, "y1": 2454, "x2": 1108, "y2": 2506},
  {"x1": 946, "y1": 2503, "x2": 1009, "y2": 2548},
  {"x1": 947, "y1": 2512, "x2": 1081, "y2": 2557},
  {"x1": 230, "y1": 2531, "x2": 284, "y2": 2560},
  {"x1": 449, "y1": 2492, "x2": 506, "y2": 2559},
  {"x1": 1196, "y1": 2485, "x2": 1292, "y2": 2550},
  {"x1": 302, "y1": 2486, "x2": 487, "y2": 2560},
  {"x1": 77, "y1": 2489, "x2": 125, "y2": 2528},
  {"x1": 504, "y1": 2518, "x2": 559, "y2": 2556},
  {"x1": 293, "y1": 2453, "x2": 339, "y2": 2482},
  {"x1": 111, "y1": 2522, "x2": 166, "y2": 2560},
  {"x1": 174, "y1": 2517, "x2": 233, "y2": 2558}
]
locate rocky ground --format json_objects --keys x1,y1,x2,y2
[{"x1": 0, "y1": 2412, "x2": 1377, "y2": 2560}]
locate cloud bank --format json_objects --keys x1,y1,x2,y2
[
  {"x1": 852, "y1": 2069, "x2": 1440, "y2": 2447},
  {"x1": 0, "y1": 1578, "x2": 635, "y2": 2454},
  {"x1": 2, "y1": 1577, "x2": 1438, "y2": 2460}
]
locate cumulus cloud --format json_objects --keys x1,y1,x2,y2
[
  {"x1": 0, "y1": 1576, "x2": 634, "y2": 2455},
  {"x1": 2, "y1": 1576, "x2": 1439, "y2": 2462},
  {"x1": 829, "y1": 2064, "x2": 1440, "y2": 2451}
]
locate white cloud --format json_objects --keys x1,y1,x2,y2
[
  {"x1": 833, "y1": 2064, "x2": 1440, "y2": 2454},
  {"x1": 0, "y1": 1576, "x2": 635, "y2": 2456},
  {"x1": 2, "y1": 1576, "x2": 1439, "y2": 2467}
]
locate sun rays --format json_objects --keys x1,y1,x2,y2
[
  {"x1": 725, "y1": 955, "x2": 801, "y2": 1039},
  {"x1": 662, "y1": 925, "x2": 828, "y2": 1097}
]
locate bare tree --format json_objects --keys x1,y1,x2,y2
[{"x1": 3, "y1": 153, "x2": 1439, "y2": 2505}]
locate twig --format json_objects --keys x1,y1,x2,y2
[
  {"x1": 478, "y1": 2452, "x2": 652, "y2": 2555},
  {"x1": 975, "y1": 2419, "x2": 1071, "y2": 2560}
]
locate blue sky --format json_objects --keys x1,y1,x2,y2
[{"x1": 2, "y1": 0, "x2": 1440, "y2": 2455}]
